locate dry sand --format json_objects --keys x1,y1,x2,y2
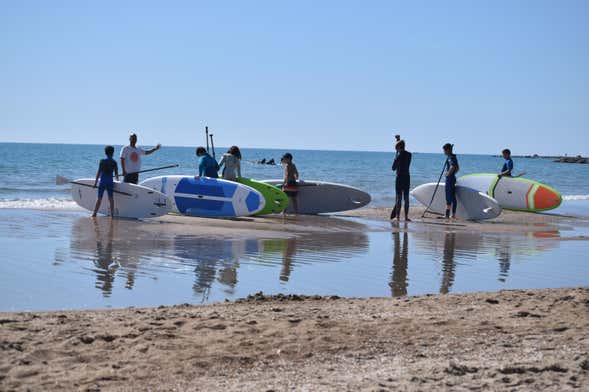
[{"x1": 1, "y1": 287, "x2": 588, "y2": 391}]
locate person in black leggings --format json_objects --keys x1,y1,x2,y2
[{"x1": 391, "y1": 139, "x2": 412, "y2": 221}]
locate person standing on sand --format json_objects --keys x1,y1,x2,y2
[
  {"x1": 92, "y1": 145, "x2": 119, "y2": 217},
  {"x1": 195, "y1": 147, "x2": 219, "y2": 178},
  {"x1": 120, "y1": 133, "x2": 161, "y2": 184},
  {"x1": 390, "y1": 139, "x2": 412, "y2": 221},
  {"x1": 443, "y1": 143, "x2": 459, "y2": 219},
  {"x1": 218, "y1": 146, "x2": 242, "y2": 181},
  {"x1": 498, "y1": 148, "x2": 513, "y2": 177},
  {"x1": 281, "y1": 153, "x2": 299, "y2": 215}
]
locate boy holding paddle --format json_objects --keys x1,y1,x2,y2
[{"x1": 92, "y1": 146, "x2": 119, "y2": 217}]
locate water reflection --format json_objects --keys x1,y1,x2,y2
[
  {"x1": 390, "y1": 230, "x2": 408, "y2": 297},
  {"x1": 69, "y1": 217, "x2": 370, "y2": 298}
]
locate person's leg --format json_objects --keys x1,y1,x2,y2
[
  {"x1": 93, "y1": 185, "x2": 105, "y2": 217},
  {"x1": 448, "y1": 176, "x2": 457, "y2": 218},
  {"x1": 445, "y1": 178, "x2": 452, "y2": 218},
  {"x1": 391, "y1": 177, "x2": 401, "y2": 220},
  {"x1": 403, "y1": 177, "x2": 410, "y2": 221},
  {"x1": 291, "y1": 195, "x2": 298, "y2": 215},
  {"x1": 106, "y1": 184, "x2": 115, "y2": 217}
]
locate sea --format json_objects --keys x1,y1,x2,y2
[
  {"x1": 1, "y1": 142, "x2": 589, "y2": 211},
  {"x1": 1, "y1": 142, "x2": 589, "y2": 312}
]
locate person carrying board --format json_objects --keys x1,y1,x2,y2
[
  {"x1": 281, "y1": 153, "x2": 299, "y2": 215},
  {"x1": 195, "y1": 147, "x2": 219, "y2": 178},
  {"x1": 92, "y1": 146, "x2": 119, "y2": 217},
  {"x1": 498, "y1": 148, "x2": 513, "y2": 177},
  {"x1": 390, "y1": 139, "x2": 412, "y2": 222},
  {"x1": 218, "y1": 146, "x2": 242, "y2": 181},
  {"x1": 443, "y1": 143, "x2": 459, "y2": 219},
  {"x1": 120, "y1": 132, "x2": 161, "y2": 184}
]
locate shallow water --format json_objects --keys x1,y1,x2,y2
[{"x1": 1, "y1": 209, "x2": 587, "y2": 312}]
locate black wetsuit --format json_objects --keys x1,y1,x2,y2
[{"x1": 391, "y1": 150, "x2": 412, "y2": 219}]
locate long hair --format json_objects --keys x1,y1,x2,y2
[{"x1": 228, "y1": 146, "x2": 242, "y2": 160}]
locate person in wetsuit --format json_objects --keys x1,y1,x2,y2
[
  {"x1": 443, "y1": 143, "x2": 459, "y2": 219},
  {"x1": 499, "y1": 148, "x2": 513, "y2": 177},
  {"x1": 92, "y1": 145, "x2": 119, "y2": 217},
  {"x1": 195, "y1": 147, "x2": 219, "y2": 178},
  {"x1": 391, "y1": 139, "x2": 412, "y2": 221}
]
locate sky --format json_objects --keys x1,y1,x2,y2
[{"x1": 0, "y1": 0, "x2": 587, "y2": 155}]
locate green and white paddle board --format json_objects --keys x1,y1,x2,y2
[{"x1": 237, "y1": 178, "x2": 289, "y2": 215}]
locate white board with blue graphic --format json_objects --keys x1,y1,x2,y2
[{"x1": 141, "y1": 175, "x2": 265, "y2": 218}]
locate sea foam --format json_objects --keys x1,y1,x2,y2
[{"x1": 0, "y1": 198, "x2": 82, "y2": 210}]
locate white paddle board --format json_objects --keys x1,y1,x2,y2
[
  {"x1": 411, "y1": 183, "x2": 502, "y2": 220},
  {"x1": 71, "y1": 179, "x2": 171, "y2": 219},
  {"x1": 458, "y1": 173, "x2": 562, "y2": 212},
  {"x1": 141, "y1": 175, "x2": 265, "y2": 217},
  {"x1": 262, "y1": 180, "x2": 371, "y2": 214}
]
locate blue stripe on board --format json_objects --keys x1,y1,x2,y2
[
  {"x1": 245, "y1": 191, "x2": 261, "y2": 213},
  {"x1": 175, "y1": 177, "x2": 235, "y2": 198},
  {"x1": 175, "y1": 196, "x2": 236, "y2": 217}
]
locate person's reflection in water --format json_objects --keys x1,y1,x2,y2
[
  {"x1": 497, "y1": 240, "x2": 511, "y2": 283},
  {"x1": 91, "y1": 218, "x2": 118, "y2": 296},
  {"x1": 440, "y1": 231, "x2": 457, "y2": 294},
  {"x1": 279, "y1": 238, "x2": 297, "y2": 282},
  {"x1": 389, "y1": 227, "x2": 409, "y2": 297}
]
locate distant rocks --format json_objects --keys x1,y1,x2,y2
[
  {"x1": 553, "y1": 156, "x2": 589, "y2": 164},
  {"x1": 496, "y1": 154, "x2": 589, "y2": 164}
]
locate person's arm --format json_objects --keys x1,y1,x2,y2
[
  {"x1": 144, "y1": 144, "x2": 161, "y2": 155},
  {"x1": 236, "y1": 159, "x2": 241, "y2": 178},
  {"x1": 197, "y1": 157, "x2": 204, "y2": 177},
  {"x1": 392, "y1": 155, "x2": 399, "y2": 172},
  {"x1": 294, "y1": 165, "x2": 299, "y2": 181},
  {"x1": 94, "y1": 161, "x2": 102, "y2": 187},
  {"x1": 218, "y1": 155, "x2": 226, "y2": 170}
]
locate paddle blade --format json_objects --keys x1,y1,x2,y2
[{"x1": 56, "y1": 175, "x2": 71, "y2": 185}]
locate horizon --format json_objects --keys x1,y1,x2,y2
[{"x1": 1, "y1": 1, "x2": 587, "y2": 156}]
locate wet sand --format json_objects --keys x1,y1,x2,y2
[{"x1": 1, "y1": 287, "x2": 587, "y2": 391}]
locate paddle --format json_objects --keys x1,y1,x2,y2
[
  {"x1": 210, "y1": 133, "x2": 216, "y2": 159},
  {"x1": 55, "y1": 176, "x2": 133, "y2": 197},
  {"x1": 421, "y1": 159, "x2": 447, "y2": 218},
  {"x1": 206, "y1": 126, "x2": 210, "y2": 153},
  {"x1": 126, "y1": 164, "x2": 179, "y2": 175}
]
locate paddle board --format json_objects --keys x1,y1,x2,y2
[
  {"x1": 262, "y1": 180, "x2": 371, "y2": 214},
  {"x1": 71, "y1": 179, "x2": 171, "y2": 219},
  {"x1": 141, "y1": 175, "x2": 265, "y2": 217},
  {"x1": 458, "y1": 173, "x2": 562, "y2": 212},
  {"x1": 411, "y1": 183, "x2": 502, "y2": 220},
  {"x1": 236, "y1": 177, "x2": 289, "y2": 215}
]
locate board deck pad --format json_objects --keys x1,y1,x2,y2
[
  {"x1": 458, "y1": 173, "x2": 562, "y2": 212},
  {"x1": 237, "y1": 178, "x2": 289, "y2": 215},
  {"x1": 71, "y1": 179, "x2": 171, "y2": 219},
  {"x1": 262, "y1": 180, "x2": 371, "y2": 214},
  {"x1": 141, "y1": 175, "x2": 265, "y2": 217},
  {"x1": 411, "y1": 183, "x2": 502, "y2": 220}
]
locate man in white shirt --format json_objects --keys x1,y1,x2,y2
[{"x1": 120, "y1": 133, "x2": 161, "y2": 184}]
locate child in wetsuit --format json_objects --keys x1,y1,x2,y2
[
  {"x1": 281, "y1": 153, "x2": 299, "y2": 215},
  {"x1": 92, "y1": 145, "x2": 120, "y2": 217},
  {"x1": 218, "y1": 146, "x2": 242, "y2": 181},
  {"x1": 443, "y1": 143, "x2": 459, "y2": 219},
  {"x1": 391, "y1": 139, "x2": 412, "y2": 221},
  {"x1": 499, "y1": 148, "x2": 513, "y2": 177}
]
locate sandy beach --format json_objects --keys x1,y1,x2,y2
[{"x1": 1, "y1": 287, "x2": 587, "y2": 391}]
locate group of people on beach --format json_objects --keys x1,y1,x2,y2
[
  {"x1": 390, "y1": 133, "x2": 513, "y2": 222},
  {"x1": 91, "y1": 133, "x2": 300, "y2": 217}
]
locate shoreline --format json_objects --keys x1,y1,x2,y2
[{"x1": 1, "y1": 287, "x2": 587, "y2": 391}]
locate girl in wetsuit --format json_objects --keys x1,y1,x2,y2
[
  {"x1": 281, "y1": 153, "x2": 299, "y2": 215},
  {"x1": 92, "y1": 145, "x2": 119, "y2": 217},
  {"x1": 391, "y1": 140, "x2": 412, "y2": 221}
]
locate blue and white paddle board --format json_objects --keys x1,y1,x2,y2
[{"x1": 140, "y1": 175, "x2": 265, "y2": 217}]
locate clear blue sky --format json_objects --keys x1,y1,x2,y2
[{"x1": 1, "y1": 0, "x2": 587, "y2": 155}]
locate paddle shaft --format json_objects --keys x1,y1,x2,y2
[
  {"x1": 126, "y1": 164, "x2": 179, "y2": 175},
  {"x1": 210, "y1": 134, "x2": 216, "y2": 159},
  {"x1": 206, "y1": 126, "x2": 209, "y2": 153},
  {"x1": 70, "y1": 181, "x2": 133, "y2": 197},
  {"x1": 422, "y1": 159, "x2": 447, "y2": 218}
]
